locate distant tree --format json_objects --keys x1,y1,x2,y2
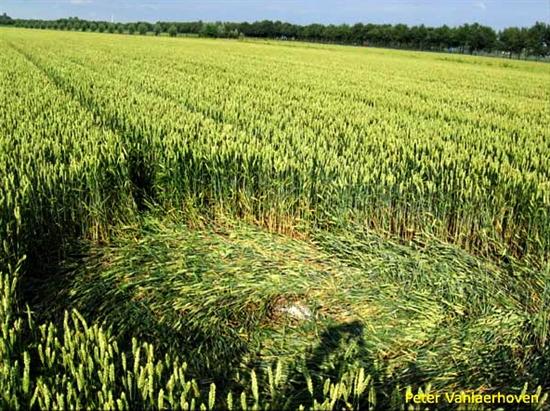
[
  {"x1": 138, "y1": 22, "x2": 148, "y2": 35},
  {"x1": 69, "y1": 17, "x2": 81, "y2": 31},
  {"x1": 8, "y1": 16, "x2": 549, "y2": 59},
  {"x1": 153, "y1": 23, "x2": 162, "y2": 36},
  {"x1": 280, "y1": 21, "x2": 297, "y2": 38},
  {"x1": 408, "y1": 25, "x2": 428, "y2": 49},
  {"x1": 526, "y1": 22, "x2": 549, "y2": 57},
  {"x1": 350, "y1": 23, "x2": 365, "y2": 44},
  {"x1": 200, "y1": 22, "x2": 220, "y2": 38},
  {"x1": 466, "y1": 23, "x2": 497, "y2": 53},
  {"x1": 428, "y1": 25, "x2": 446, "y2": 49},
  {"x1": 500, "y1": 27, "x2": 528, "y2": 58},
  {"x1": 218, "y1": 22, "x2": 228, "y2": 37},
  {"x1": 259, "y1": 20, "x2": 276, "y2": 37},
  {"x1": 321, "y1": 24, "x2": 350, "y2": 44},
  {"x1": 0, "y1": 12, "x2": 13, "y2": 25},
  {"x1": 174, "y1": 21, "x2": 202, "y2": 35},
  {"x1": 446, "y1": 26, "x2": 461, "y2": 49},
  {"x1": 455, "y1": 24, "x2": 473, "y2": 52},
  {"x1": 391, "y1": 24, "x2": 409, "y2": 48},
  {"x1": 302, "y1": 24, "x2": 324, "y2": 41},
  {"x1": 226, "y1": 29, "x2": 239, "y2": 39},
  {"x1": 168, "y1": 24, "x2": 177, "y2": 37}
]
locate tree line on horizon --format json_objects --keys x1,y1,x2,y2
[{"x1": 1, "y1": 13, "x2": 549, "y2": 58}]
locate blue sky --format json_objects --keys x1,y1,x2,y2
[{"x1": 2, "y1": 0, "x2": 549, "y2": 28}]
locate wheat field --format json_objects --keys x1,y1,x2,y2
[{"x1": 1, "y1": 28, "x2": 549, "y2": 410}]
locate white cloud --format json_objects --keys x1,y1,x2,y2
[
  {"x1": 475, "y1": 1, "x2": 487, "y2": 10},
  {"x1": 70, "y1": 0, "x2": 92, "y2": 4}
]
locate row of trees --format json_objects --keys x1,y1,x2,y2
[{"x1": 2, "y1": 14, "x2": 549, "y2": 58}]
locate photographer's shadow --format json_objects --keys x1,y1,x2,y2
[{"x1": 280, "y1": 320, "x2": 388, "y2": 410}]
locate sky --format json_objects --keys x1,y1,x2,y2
[{"x1": 2, "y1": 0, "x2": 549, "y2": 29}]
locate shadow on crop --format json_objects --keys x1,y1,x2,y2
[{"x1": 277, "y1": 320, "x2": 391, "y2": 410}]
